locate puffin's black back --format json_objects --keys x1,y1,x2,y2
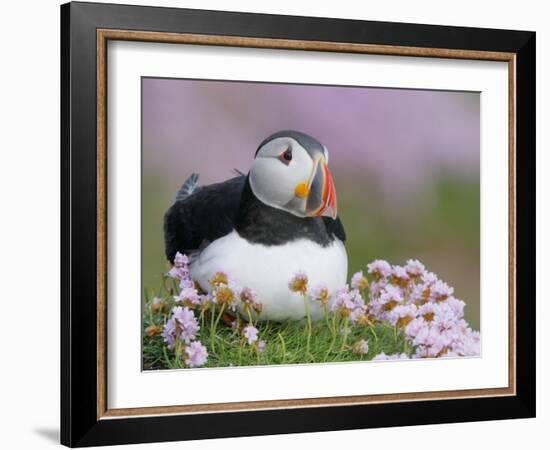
[
  {"x1": 164, "y1": 175, "x2": 346, "y2": 263},
  {"x1": 164, "y1": 176, "x2": 245, "y2": 263}
]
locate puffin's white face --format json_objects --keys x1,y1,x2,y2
[{"x1": 249, "y1": 137, "x2": 338, "y2": 219}]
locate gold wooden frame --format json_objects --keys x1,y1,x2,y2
[{"x1": 96, "y1": 29, "x2": 516, "y2": 420}]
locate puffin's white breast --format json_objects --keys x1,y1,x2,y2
[{"x1": 190, "y1": 231, "x2": 348, "y2": 321}]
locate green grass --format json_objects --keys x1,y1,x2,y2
[{"x1": 142, "y1": 280, "x2": 409, "y2": 370}]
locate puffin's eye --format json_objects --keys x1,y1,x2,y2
[{"x1": 279, "y1": 148, "x2": 292, "y2": 165}]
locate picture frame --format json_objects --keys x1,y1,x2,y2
[{"x1": 60, "y1": 1, "x2": 535, "y2": 447}]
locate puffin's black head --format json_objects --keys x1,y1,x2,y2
[{"x1": 249, "y1": 130, "x2": 337, "y2": 219}]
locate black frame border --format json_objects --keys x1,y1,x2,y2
[{"x1": 61, "y1": 2, "x2": 535, "y2": 447}]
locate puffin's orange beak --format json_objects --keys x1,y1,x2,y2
[
  {"x1": 301, "y1": 155, "x2": 338, "y2": 220},
  {"x1": 319, "y1": 161, "x2": 338, "y2": 219}
]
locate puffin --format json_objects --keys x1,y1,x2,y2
[{"x1": 164, "y1": 130, "x2": 348, "y2": 322}]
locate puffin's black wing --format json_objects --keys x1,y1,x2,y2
[
  {"x1": 323, "y1": 216, "x2": 346, "y2": 242},
  {"x1": 164, "y1": 175, "x2": 246, "y2": 263}
]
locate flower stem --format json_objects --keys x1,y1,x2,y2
[
  {"x1": 211, "y1": 304, "x2": 225, "y2": 353},
  {"x1": 246, "y1": 306, "x2": 254, "y2": 326},
  {"x1": 162, "y1": 346, "x2": 171, "y2": 368},
  {"x1": 340, "y1": 317, "x2": 350, "y2": 352},
  {"x1": 277, "y1": 332, "x2": 287, "y2": 364},
  {"x1": 255, "y1": 341, "x2": 261, "y2": 364},
  {"x1": 404, "y1": 337, "x2": 412, "y2": 355},
  {"x1": 238, "y1": 340, "x2": 243, "y2": 365},
  {"x1": 174, "y1": 339, "x2": 184, "y2": 368},
  {"x1": 369, "y1": 322, "x2": 378, "y2": 342},
  {"x1": 210, "y1": 304, "x2": 216, "y2": 332},
  {"x1": 303, "y1": 294, "x2": 312, "y2": 358},
  {"x1": 326, "y1": 314, "x2": 338, "y2": 358},
  {"x1": 324, "y1": 306, "x2": 330, "y2": 329}
]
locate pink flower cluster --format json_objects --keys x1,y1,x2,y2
[
  {"x1": 161, "y1": 305, "x2": 208, "y2": 367},
  {"x1": 162, "y1": 252, "x2": 208, "y2": 367},
  {"x1": 168, "y1": 253, "x2": 210, "y2": 307},
  {"x1": 162, "y1": 306, "x2": 199, "y2": 347},
  {"x1": 329, "y1": 286, "x2": 367, "y2": 323},
  {"x1": 168, "y1": 252, "x2": 190, "y2": 282},
  {"x1": 160, "y1": 251, "x2": 479, "y2": 366},
  {"x1": 366, "y1": 259, "x2": 480, "y2": 359},
  {"x1": 164, "y1": 252, "x2": 266, "y2": 366},
  {"x1": 203, "y1": 271, "x2": 263, "y2": 315},
  {"x1": 242, "y1": 324, "x2": 266, "y2": 351},
  {"x1": 184, "y1": 341, "x2": 208, "y2": 368}
]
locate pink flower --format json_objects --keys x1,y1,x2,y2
[
  {"x1": 209, "y1": 271, "x2": 230, "y2": 287},
  {"x1": 388, "y1": 304, "x2": 417, "y2": 327},
  {"x1": 212, "y1": 282, "x2": 239, "y2": 309},
  {"x1": 331, "y1": 287, "x2": 366, "y2": 321},
  {"x1": 310, "y1": 283, "x2": 331, "y2": 307},
  {"x1": 172, "y1": 307, "x2": 199, "y2": 337},
  {"x1": 379, "y1": 285, "x2": 403, "y2": 306},
  {"x1": 198, "y1": 294, "x2": 212, "y2": 311},
  {"x1": 185, "y1": 341, "x2": 208, "y2": 367},
  {"x1": 422, "y1": 271, "x2": 439, "y2": 285},
  {"x1": 161, "y1": 320, "x2": 178, "y2": 349},
  {"x1": 368, "y1": 279, "x2": 387, "y2": 297},
  {"x1": 431, "y1": 303, "x2": 461, "y2": 332},
  {"x1": 174, "y1": 252, "x2": 189, "y2": 268},
  {"x1": 432, "y1": 280, "x2": 454, "y2": 302},
  {"x1": 179, "y1": 278, "x2": 195, "y2": 290},
  {"x1": 239, "y1": 286, "x2": 258, "y2": 305},
  {"x1": 405, "y1": 317, "x2": 427, "y2": 339},
  {"x1": 353, "y1": 339, "x2": 369, "y2": 355},
  {"x1": 151, "y1": 296, "x2": 166, "y2": 313},
  {"x1": 162, "y1": 306, "x2": 200, "y2": 349},
  {"x1": 372, "y1": 352, "x2": 409, "y2": 361},
  {"x1": 351, "y1": 271, "x2": 369, "y2": 290},
  {"x1": 391, "y1": 266, "x2": 410, "y2": 281},
  {"x1": 257, "y1": 340, "x2": 266, "y2": 353},
  {"x1": 454, "y1": 329, "x2": 480, "y2": 356},
  {"x1": 174, "y1": 286, "x2": 201, "y2": 306},
  {"x1": 168, "y1": 265, "x2": 189, "y2": 281},
  {"x1": 330, "y1": 286, "x2": 354, "y2": 315},
  {"x1": 418, "y1": 303, "x2": 437, "y2": 321},
  {"x1": 239, "y1": 286, "x2": 263, "y2": 313},
  {"x1": 243, "y1": 325, "x2": 258, "y2": 345},
  {"x1": 405, "y1": 259, "x2": 426, "y2": 277},
  {"x1": 289, "y1": 271, "x2": 308, "y2": 294},
  {"x1": 168, "y1": 252, "x2": 191, "y2": 281},
  {"x1": 409, "y1": 283, "x2": 431, "y2": 304},
  {"x1": 446, "y1": 297, "x2": 466, "y2": 318},
  {"x1": 367, "y1": 260, "x2": 392, "y2": 279},
  {"x1": 350, "y1": 307, "x2": 366, "y2": 324}
]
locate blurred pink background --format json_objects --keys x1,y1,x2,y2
[{"x1": 143, "y1": 78, "x2": 479, "y2": 197}]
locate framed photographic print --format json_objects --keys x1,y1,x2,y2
[{"x1": 60, "y1": 1, "x2": 536, "y2": 447}]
